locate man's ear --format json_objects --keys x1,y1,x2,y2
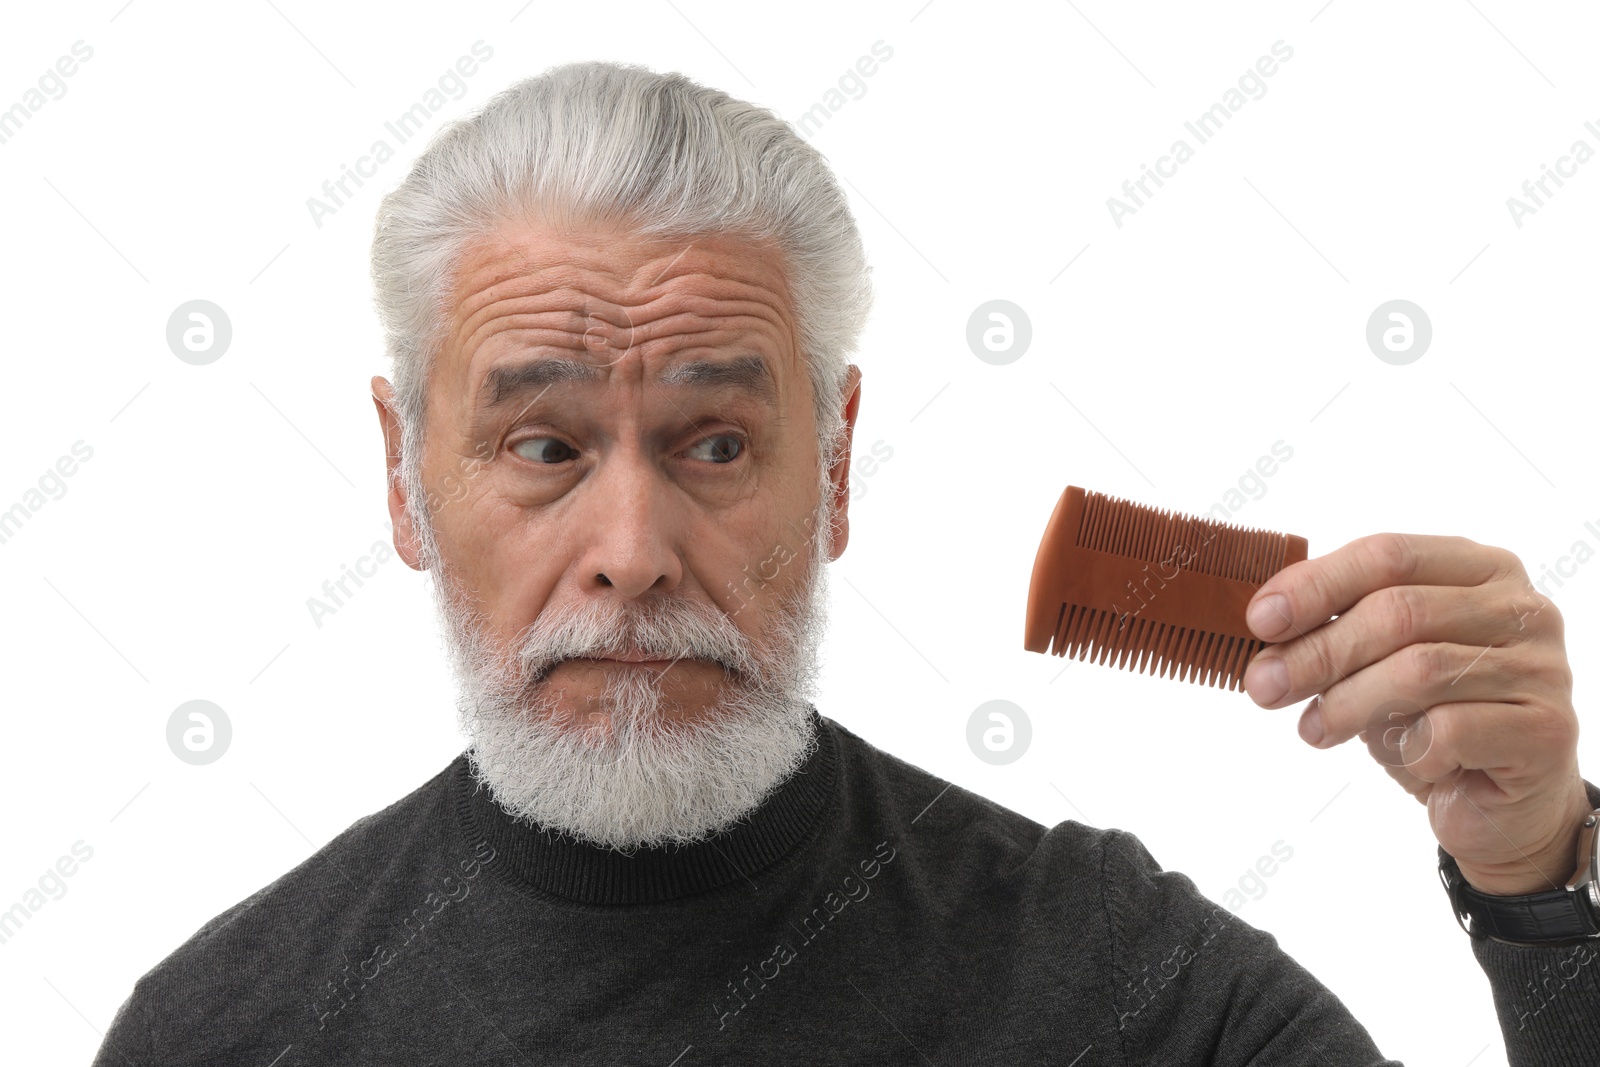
[
  {"x1": 824, "y1": 365, "x2": 863, "y2": 561},
  {"x1": 371, "y1": 376, "x2": 427, "y2": 571}
]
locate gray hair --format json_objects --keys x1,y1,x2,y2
[{"x1": 370, "y1": 60, "x2": 872, "y2": 562}]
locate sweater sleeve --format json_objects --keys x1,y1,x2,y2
[
  {"x1": 90, "y1": 978, "x2": 151, "y2": 1066},
  {"x1": 1100, "y1": 828, "x2": 1402, "y2": 1066},
  {"x1": 1453, "y1": 778, "x2": 1600, "y2": 1066},
  {"x1": 1470, "y1": 938, "x2": 1600, "y2": 1065}
]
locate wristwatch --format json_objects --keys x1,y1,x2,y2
[{"x1": 1439, "y1": 808, "x2": 1600, "y2": 946}]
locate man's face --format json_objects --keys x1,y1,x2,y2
[{"x1": 370, "y1": 219, "x2": 861, "y2": 846}]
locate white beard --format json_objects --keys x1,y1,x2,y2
[{"x1": 420, "y1": 488, "x2": 835, "y2": 853}]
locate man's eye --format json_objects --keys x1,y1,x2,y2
[
  {"x1": 686, "y1": 434, "x2": 743, "y2": 464},
  {"x1": 512, "y1": 437, "x2": 578, "y2": 464}
]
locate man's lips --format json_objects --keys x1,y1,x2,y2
[
  {"x1": 533, "y1": 655, "x2": 738, "y2": 686},
  {"x1": 541, "y1": 654, "x2": 731, "y2": 677},
  {"x1": 572, "y1": 654, "x2": 680, "y2": 667}
]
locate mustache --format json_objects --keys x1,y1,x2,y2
[{"x1": 516, "y1": 596, "x2": 763, "y2": 684}]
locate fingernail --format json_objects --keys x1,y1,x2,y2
[
  {"x1": 1248, "y1": 593, "x2": 1290, "y2": 638},
  {"x1": 1250, "y1": 657, "x2": 1289, "y2": 706},
  {"x1": 1299, "y1": 696, "x2": 1325, "y2": 747}
]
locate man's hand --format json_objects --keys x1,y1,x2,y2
[{"x1": 1242, "y1": 532, "x2": 1591, "y2": 897}]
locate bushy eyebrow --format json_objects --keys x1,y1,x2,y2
[
  {"x1": 476, "y1": 353, "x2": 778, "y2": 414},
  {"x1": 656, "y1": 355, "x2": 777, "y2": 403}
]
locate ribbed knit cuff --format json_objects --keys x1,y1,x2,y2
[
  {"x1": 1472, "y1": 936, "x2": 1600, "y2": 1065},
  {"x1": 1460, "y1": 778, "x2": 1600, "y2": 1065}
]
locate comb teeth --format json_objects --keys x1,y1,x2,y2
[
  {"x1": 1024, "y1": 486, "x2": 1309, "y2": 692},
  {"x1": 1049, "y1": 603, "x2": 1268, "y2": 691},
  {"x1": 1078, "y1": 489, "x2": 1292, "y2": 585}
]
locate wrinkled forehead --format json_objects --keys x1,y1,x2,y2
[{"x1": 431, "y1": 221, "x2": 806, "y2": 426}]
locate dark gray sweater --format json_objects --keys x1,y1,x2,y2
[{"x1": 92, "y1": 710, "x2": 1600, "y2": 1064}]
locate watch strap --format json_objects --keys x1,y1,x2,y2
[{"x1": 1439, "y1": 831, "x2": 1600, "y2": 946}]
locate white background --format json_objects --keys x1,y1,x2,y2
[{"x1": 3, "y1": 1, "x2": 1598, "y2": 1063}]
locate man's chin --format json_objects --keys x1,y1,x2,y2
[{"x1": 458, "y1": 670, "x2": 818, "y2": 851}]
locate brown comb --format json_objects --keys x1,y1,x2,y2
[{"x1": 1023, "y1": 485, "x2": 1308, "y2": 691}]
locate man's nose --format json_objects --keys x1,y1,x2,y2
[{"x1": 578, "y1": 457, "x2": 683, "y2": 599}]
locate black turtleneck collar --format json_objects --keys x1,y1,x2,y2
[{"x1": 452, "y1": 708, "x2": 839, "y2": 906}]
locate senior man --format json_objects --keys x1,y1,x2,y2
[{"x1": 96, "y1": 61, "x2": 1599, "y2": 1064}]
